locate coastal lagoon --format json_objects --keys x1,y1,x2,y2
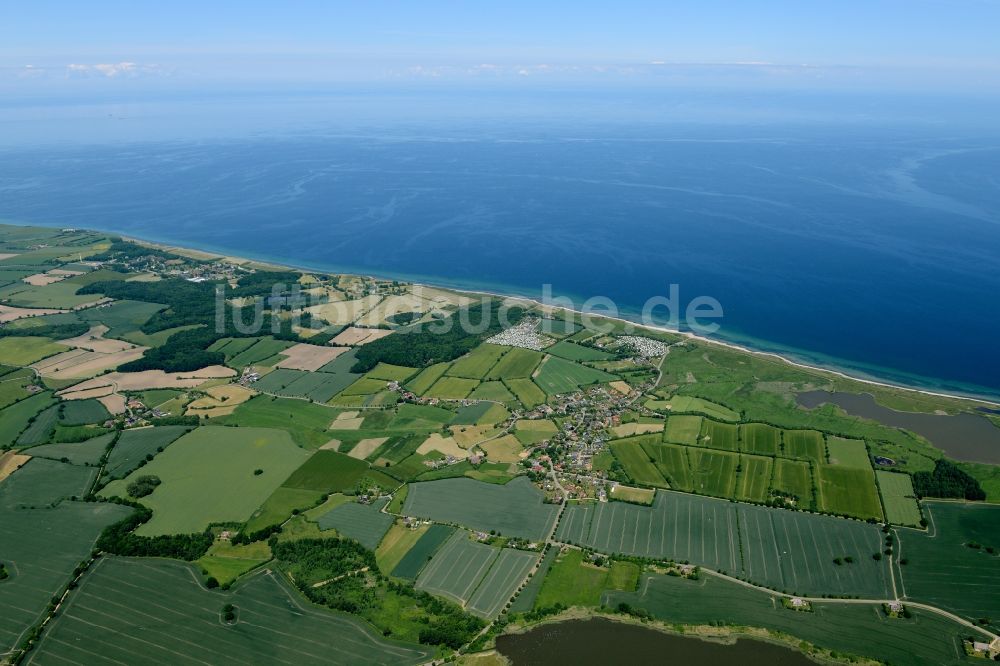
[
  {"x1": 798, "y1": 390, "x2": 1000, "y2": 464},
  {"x1": 2, "y1": 91, "x2": 999, "y2": 398},
  {"x1": 495, "y1": 618, "x2": 814, "y2": 665}
]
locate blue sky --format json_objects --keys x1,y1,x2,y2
[{"x1": 2, "y1": 1, "x2": 999, "y2": 94}]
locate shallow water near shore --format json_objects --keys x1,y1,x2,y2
[
  {"x1": 495, "y1": 618, "x2": 815, "y2": 665},
  {"x1": 797, "y1": 390, "x2": 1000, "y2": 464}
]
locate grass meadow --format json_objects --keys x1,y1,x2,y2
[{"x1": 100, "y1": 426, "x2": 309, "y2": 535}]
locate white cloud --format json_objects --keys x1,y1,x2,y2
[{"x1": 65, "y1": 61, "x2": 162, "y2": 78}]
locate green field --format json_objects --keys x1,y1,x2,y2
[
  {"x1": 403, "y1": 476, "x2": 558, "y2": 541},
  {"x1": 16, "y1": 404, "x2": 60, "y2": 447},
  {"x1": 465, "y1": 548, "x2": 539, "y2": 618},
  {"x1": 389, "y1": 403, "x2": 456, "y2": 428},
  {"x1": 505, "y1": 378, "x2": 546, "y2": 408},
  {"x1": 195, "y1": 539, "x2": 271, "y2": 584},
  {"x1": 898, "y1": 501, "x2": 1000, "y2": 625},
  {"x1": 663, "y1": 415, "x2": 702, "y2": 445},
  {"x1": 467, "y1": 380, "x2": 517, "y2": 404},
  {"x1": 699, "y1": 419, "x2": 738, "y2": 451},
  {"x1": 556, "y1": 490, "x2": 892, "y2": 597},
  {"x1": 0, "y1": 392, "x2": 56, "y2": 447},
  {"x1": 316, "y1": 499, "x2": 394, "y2": 550},
  {"x1": 510, "y1": 547, "x2": 557, "y2": 613},
  {"x1": 534, "y1": 548, "x2": 639, "y2": 609},
  {"x1": 0, "y1": 368, "x2": 33, "y2": 409},
  {"x1": 100, "y1": 426, "x2": 310, "y2": 535},
  {"x1": 415, "y1": 531, "x2": 500, "y2": 606},
  {"x1": 137, "y1": 389, "x2": 183, "y2": 409},
  {"x1": 218, "y1": 395, "x2": 340, "y2": 448},
  {"x1": 60, "y1": 398, "x2": 111, "y2": 426},
  {"x1": 5, "y1": 280, "x2": 102, "y2": 308},
  {"x1": 687, "y1": 447, "x2": 738, "y2": 498},
  {"x1": 771, "y1": 458, "x2": 815, "y2": 509},
  {"x1": 876, "y1": 470, "x2": 922, "y2": 526},
  {"x1": 0, "y1": 502, "x2": 133, "y2": 656},
  {"x1": 532, "y1": 356, "x2": 615, "y2": 395},
  {"x1": 736, "y1": 454, "x2": 773, "y2": 502},
  {"x1": 252, "y1": 368, "x2": 330, "y2": 399},
  {"x1": 556, "y1": 492, "x2": 740, "y2": 573},
  {"x1": 605, "y1": 572, "x2": 983, "y2": 666},
  {"x1": 0, "y1": 336, "x2": 66, "y2": 366},
  {"x1": 226, "y1": 336, "x2": 295, "y2": 368},
  {"x1": 826, "y1": 436, "x2": 871, "y2": 468},
  {"x1": 365, "y1": 362, "x2": 418, "y2": 382},
  {"x1": 642, "y1": 442, "x2": 692, "y2": 491},
  {"x1": 244, "y1": 486, "x2": 325, "y2": 532},
  {"x1": 404, "y1": 362, "x2": 449, "y2": 395},
  {"x1": 0, "y1": 457, "x2": 96, "y2": 507},
  {"x1": 652, "y1": 395, "x2": 739, "y2": 421},
  {"x1": 27, "y1": 557, "x2": 435, "y2": 665},
  {"x1": 369, "y1": 434, "x2": 425, "y2": 466},
  {"x1": 610, "y1": 437, "x2": 668, "y2": 487},
  {"x1": 486, "y1": 347, "x2": 543, "y2": 380},
  {"x1": 415, "y1": 531, "x2": 537, "y2": 618},
  {"x1": 446, "y1": 344, "x2": 506, "y2": 379},
  {"x1": 737, "y1": 501, "x2": 889, "y2": 596},
  {"x1": 450, "y1": 401, "x2": 508, "y2": 426},
  {"x1": 0, "y1": 453, "x2": 132, "y2": 656},
  {"x1": 209, "y1": 336, "x2": 258, "y2": 357},
  {"x1": 282, "y1": 450, "x2": 399, "y2": 493},
  {"x1": 544, "y1": 340, "x2": 613, "y2": 362},
  {"x1": 783, "y1": 429, "x2": 826, "y2": 462},
  {"x1": 513, "y1": 418, "x2": 558, "y2": 445},
  {"x1": 424, "y1": 376, "x2": 479, "y2": 399},
  {"x1": 79, "y1": 299, "x2": 165, "y2": 340},
  {"x1": 739, "y1": 423, "x2": 780, "y2": 455},
  {"x1": 103, "y1": 425, "x2": 190, "y2": 479},
  {"x1": 816, "y1": 464, "x2": 884, "y2": 520},
  {"x1": 391, "y1": 524, "x2": 456, "y2": 579},
  {"x1": 23, "y1": 432, "x2": 115, "y2": 466}
]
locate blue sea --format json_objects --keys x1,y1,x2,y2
[{"x1": 1, "y1": 89, "x2": 998, "y2": 398}]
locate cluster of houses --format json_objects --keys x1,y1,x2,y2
[
  {"x1": 485, "y1": 317, "x2": 544, "y2": 350},
  {"x1": 102, "y1": 397, "x2": 168, "y2": 429},
  {"x1": 238, "y1": 367, "x2": 262, "y2": 386},
  {"x1": 616, "y1": 335, "x2": 669, "y2": 358}
]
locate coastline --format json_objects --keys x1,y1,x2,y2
[
  {"x1": 3, "y1": 218, "x2": 995, "y2": 408},
  {"x1": 119, "y1": 231, "x2": 1000, "y2": 410}
]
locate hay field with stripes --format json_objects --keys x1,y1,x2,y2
[
  {"x1": 415, "y1": 531, "x2": 538, "y2": 618},
  {"x1": 556, "y1": 491, "x2": 892, "y2": 597},
  {"x1": 26, "y1": 558, "x2": 434, "y2": 666}
]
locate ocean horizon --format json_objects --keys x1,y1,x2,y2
[{"x1": 1, "y1": 90, "x2": 998, "y2": 399}]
